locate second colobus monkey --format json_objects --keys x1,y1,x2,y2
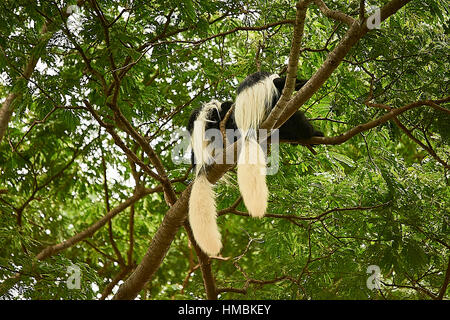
[{"x1": 186, "y1": 100, "x2": 235, "y2": 256}]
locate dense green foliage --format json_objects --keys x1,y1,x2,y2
[{"x1": 0, "y1": 0, "x2": 448, "y2": 300}]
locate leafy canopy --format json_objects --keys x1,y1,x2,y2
[{"x1": 0, "y1": 0, "x2": 448, "y2": 300}]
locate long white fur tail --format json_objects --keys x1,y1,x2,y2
[
  {"x1": 191, "y1": 100, "x2": 222, "y2": 175},
  {"x1": 189, "y1": 174, "x2": 222, "y2": 256},
  {"x1": 234, "y1": 73, "x2": 277, "y2": 219},
  {"x1": 237, "y1": 138, "x2": 268, "y2": 218}
]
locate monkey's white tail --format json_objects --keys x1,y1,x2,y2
[
  {"x1": 234, "y1": 73, "x2": 278, "y2": 218},
  {"x1": 188, "y1": 100, "x2": 224, "y2": 256},
  {"x1": 188, "y1": 174, "x2": 222, "y2": 256},
  {"x1": 191, "y1": 100, "x2": 222, "y2": 175},
  {"x1": 237, "y1": 138, "x2": 268, "y2": 218}
]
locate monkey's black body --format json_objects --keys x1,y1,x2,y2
[
  {"x1": 187, "y1": 72, "x2": 324, "y2": 166},
  {"x1": 271, "y1": 76, "x2": 324, "y2": 141},
  {"x1": 279, "y1": 109, "x2": 324, "y2": 142}
]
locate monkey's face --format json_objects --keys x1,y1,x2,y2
[{"x1": 295, "y1": 78, "x2": 308, "y2": 91}]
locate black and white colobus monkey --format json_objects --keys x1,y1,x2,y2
[
  {"x1": 187, "y1": 71, "x2": 323, "y2": 256},
  {"x1": 186, "y1": 100, "x2": 236, "y2": 256}
]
